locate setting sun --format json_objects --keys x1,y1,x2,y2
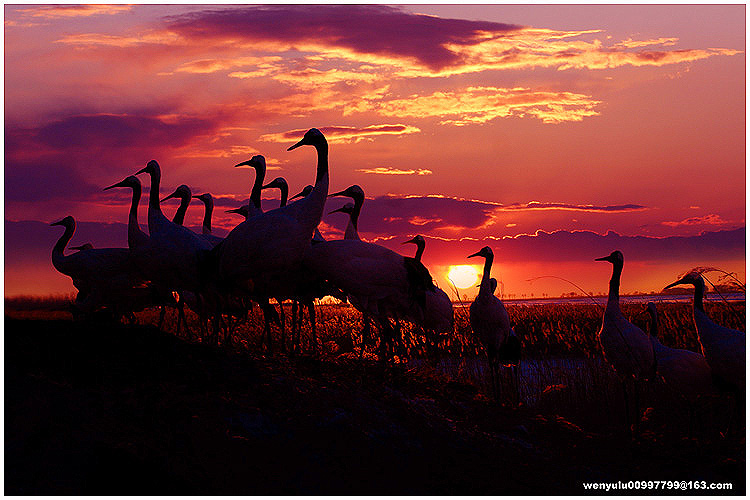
[{"x1": 447, "y1": 265, "x2": 481, "y2": 289}]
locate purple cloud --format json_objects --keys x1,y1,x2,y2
[
  {"x1": 324, "y1": 194, "x2": 498, "y2": 235},
  {"x1": 37, "y1": 114, "x2": 217, "y2": 150},
  {"x1": 5, "y1": 157, "x2": 100, "y2": 203},
  {"x1": 504, "y1": 201, "x2": 647, "y2": 213},
  {"x1": 378, "y1": 228, "x2": 746, "y2": 264},
  {"x1": 163, "y1": 5, "x2": 522, "y2": 70}
]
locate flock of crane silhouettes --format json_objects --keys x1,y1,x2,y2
[{"x1": 51, "y1": 128, "x2": 745, "y2": 423}]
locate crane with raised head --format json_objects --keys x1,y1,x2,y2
[
  {"x1": 468, "y1": 246, "x2": 513, "y2": 402},
  {"x1": 595, "y1": 250, "x2": 655, "y2": 437},
  {"x1": 192, "y1": 193, "x2": 224, "y2": 247},
  {"x1": 161, "y1": 184, "x2": 192, "y2": 225},
  {"x1": 664, "y1": 273, "x2": 745, "y2": 393}
]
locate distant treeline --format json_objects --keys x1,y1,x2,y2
[{"x1": 5, "y1": 294, "x2": 75, "y2": 311}]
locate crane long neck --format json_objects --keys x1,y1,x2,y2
[
  {"x1": 202, "y1": 199, "x2": 213, "y2": 234},
  {"x1": 351, "y1": 197, "x2": 362, "y2": 233},
  {"x1": 52, "y1": 221, "x2": 75, "y2": 262},
  {"x1": 279, "y1": 186, "x2": 288, "y2": 208},
  {"x1": 314, "y1": 142, "x2": 329, "y2": 185},
  {"x1": 146, "y1": 169, "x2": 163, "y2": 215},
  {"x1": 127, "y1": 184, "x2": 145, "y2": 248},
  {"x1": 606, "y1": 260, "x2": 623, "y2": 310},
  {"x1": 648, "y1": 308, "x2": 658, "y2": 337},
  {"x1": 298, "y1": 140, "x2": 329, "y2": 234},
  {"x1": 693, "y1": 280, "x2": 705, "y2": 312},
  {"x1": 414, "y1": 241, "x2": 425, "y2": 262},
  {"x1": 250, "y1": 166, "x2": 266, "y2": 211},
  {"x1": 173, "y1": 195, "x2": 189, "y2": 225},
  {"x1": 479, "y1": 253, "x2": 493, "y2": 294}
]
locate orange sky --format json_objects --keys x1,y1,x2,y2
[{"x1": 4, "y1": 4, "x2": 746, "y2": 298}]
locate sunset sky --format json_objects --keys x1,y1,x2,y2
[{"x1": 4, "y1": 3, "x2": 746, "y2": 299}]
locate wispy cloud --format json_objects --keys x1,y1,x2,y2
[
  {"x1": 661, "y1": 214, "x2": 733, "y2": 227},
  {"x1": 615, "y1": 37, "x2": 678, "y2": 49},
  {"x1": 55, "y1": 32, "x2": 181, "y2": 47},
  {"x1": 502, "y1": 201, "x2": 648, "y2": 213},
  {"x1": 175, "y1": 56, "x2": 283, "y2": 75},
  {"x1": 260, "y1": 124, "x2": 421, "y2": 144},
  {"x1": 377, "y1": 86, "x2": 601, "y2": 124},
  {"x1": 17, "y1": 4, "x2": 133, "y2": 19},
  {"x1": 356, "y1": 167, "x2": 433, "y2": 176}
]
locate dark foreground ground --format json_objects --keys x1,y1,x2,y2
[{"x1": 5, "y1": 317, "x2": 745, "y2": 495}]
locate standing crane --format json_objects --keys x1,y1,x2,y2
[
  {"x1": 595, "y1": 250, "x2": 655, "y2": 436},
  {"x1": 664, "y1": 272, "x2": 745, "y2": 393},
  {"x1": 214, "y1": 129, "x2": 329, "y2": 352},
  {"x1": 134, "y1": 161, "x2": 213, "y2": 334},
  {"x1": 161, "y1": 184, "x2": 192, "y2": 225},
  {"x1": 468, "y1": 246, "x2": 513, "y2": 402},
  {"x1": 104, "y1": 175, "x2": 179, "y2": 328},
  {"x1": 192, "y1": 193, "x2": 224, "y2": 247},
  {"x1": 329, "y1": 185, "x2": 365, "y2": 240},
  {"x1": 403, "y1": 235, "x2": 454, "y2": 335},
  {"x1": 50, "y1": 216, "x2": 138, "y2": 319},
  {"x1": 645, "y1": 302, "x2": 714, "y2": 401}
]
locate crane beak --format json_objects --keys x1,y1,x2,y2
[
  {"x1": 287, "y1": 137, "x2": 307, "y2": 151},
  {"x1": 289, "y1": 191, "x2": 305, "y2": 200},
  {"x1": 594, "y1": 255, "x2": 611, "y2": 262},
  {"x1": 328, "y1": 189, "x2": 347, "y2": 198},
  {"x1": 161, "y1": 192, "x2": 177, "y2": 203},
  {"x1": 103, "y1": 180, "x2": 126, "y2": 190},
  {"x1": 328, "y1": 207, "x2": 346, "y2": 215},
  {"x1": 49, "y1": 219, "x2": 66, "y2": 226},
  {"x1": 467, "y1": 250, "x2": 482, "y2": 259},
  {"x1": 663, "y1": 278, "x2": 684, "y2": 290},
  {"x1": 226, "y1": 208, "x2": 242, "y2": 214},
  {"x1": 402, "y1": 237, "x2": 418, "y2": 245},
  {"x1": 135, "y1": 167, "x2": 148, "y2": 175}
]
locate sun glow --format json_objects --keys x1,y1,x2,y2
[{"x1": 447, "y1": 265, "x2": 481, "y2": 289}]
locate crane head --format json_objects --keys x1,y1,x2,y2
[
  {"x1": 50, "y1": 215, "x2": 74, "y2": 228},
  {"x1": 226, "y1": 206, "x2": 249, "y2": 218},
  {"x1": 290, "y1": 185, "x2": 313, "y2": 201},
  {"x1": 103, "y1": 175, "x2": 140, "y2": 191},
  {"x1": 161, "y1": 184, "x2": 192, "y2": 203},
  {"x1": 329, "y1": 185, "x2": 365, "y2": 202},
  {"x1": 287, "y1": 128, "x2": 326, "y2": 151},
  {"x1": 136, "y1": 160, "x2": 159, "y2": 176},
  {"x1": 664, "y1": 271, "x2": 704, "y2": 290},
  {"x1": 193, "y1": 193, "x2": 212, "y2": 204},
  {"x1": 262, "y1": 177, "x2": 288, "y2": 190},
  {"x1": 594, "y1": 250, "x2": 623, "y2": 265},
  {"x1": 235, "y1": 155, "x2": 265, "y2": 169},
  {"x1": 402, "y1": 235, "x2": 425, "y2": 246},
  {"x1": 329, "y1": 202, "x2": 355, "y2": 215},
  {"x1": 70, "y1": 243, "x2": 94, "y2": 252},
  {"x1": 467, "y1": 246, "x2": 493, "y2": 260}
]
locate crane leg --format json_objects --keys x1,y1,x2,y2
[
  {"x1": 291, "y1": 300, "x2": 299, "y2": 355},
  {"x1": 177, "y1": 297, "x2": 190, "y2": 338},
  {"x1": 361, "y1": 315, "x2": 372, "y2": 346},
  {"x1": 633, "y1": 381, "x2": 641, "y2": 438},
  {"x1": 158, "y1": 305, "x2": 167, "y2": 331},
  {"x1": 622, "y1": 380, "x2": 632, "y2": 437},
  {"x1": 277, "y1": 299, "x2": 287, "y2": 353},
  {"x1": 307, "y1": 301, "x2": 317, "y2": 355}
]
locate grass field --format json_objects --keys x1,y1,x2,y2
[{"x1": 5, "y1": 296, "x2": 746, "y2": 494}]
